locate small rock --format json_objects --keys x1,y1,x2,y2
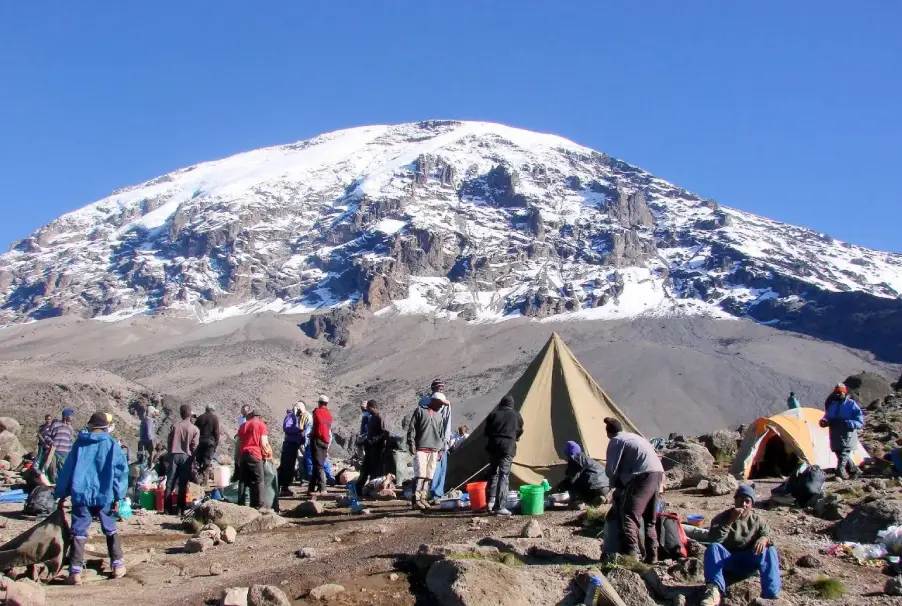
[
  {"x1": 886, "y1": 576, "x2": 902, "y2": 596},
  {"x1": 309, "y1": 583, "x2": 346, "y2": 601},
  {"x1": 705, "y1": 474, "x2": 739, "y2": 497},
  {"x1": 338, "y1": 470, "x2": 359, "y2": 485},
  {"x1": 292, "y1": 500, "x2": 324, "y2": 517},
  {"x1": 796, "y1": 554, "x2": 823, "y2": 568},
  {"x1": 869, "y1": 479, "x2": 888, "y2": 491},
  {"x1": 222, "y1": 526, "x2": 238, "y2": 544},
  {"x1": 389, "y1": 573, "x2": 399, "y2": 581},
  {"x1": 197, "y1": 529, "x2": 221, "y2": 544},
  {"x1": 4, "y1": 578, "x2": 46, "y2": 606},
  {"x1": 210, "y1": 563, "x2": 224, "y2": 576},
  {"x1": 333, "y1": 536, "x2": 342, "y2": 543},
  {"x1": 295, "y1": 547, "x2": 316, "y2": 559},
  {"x1": 248, "y1": 584, "x2": 291, "y2": 606},
  {"x1": 184, "y1": 537, "x2": 214, "y2": 553},
  {"x1": 222, "y1": 586, "x2": 250, "y2": 606},
  {"x1": 238, "y1": 513, "x2": 288, "y2": 534},
  {"x1": 521, "y1": 520, "x2": 543, "y2": 539}
]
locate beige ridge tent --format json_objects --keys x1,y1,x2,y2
[{"x1": 445, "y1": 333, "x2": 641, "y2": 488}]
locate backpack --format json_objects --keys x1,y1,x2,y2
[
  {"x1": 655, "y1": 512, "x2": 688, "y2": 559},
  {"x1": 23, "y1": 486, "x2": 55, "y2": 517}
]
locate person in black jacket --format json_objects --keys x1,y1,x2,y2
[
  {"x1": 484, "y1": 395, "x2": 523, "y2": 515},
  {"x1": 193, "y1": 403, "x2": 220, "y2": 478},
  {"x1": 556, "y1": 441, "x2": 610, "y2": 506},
  {"x1": 356, "y1": 400, "x2": 389, "y2": 497}
]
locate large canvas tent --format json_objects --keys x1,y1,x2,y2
[
  {"x1": 730, "y1": 407, "x2": 870, "y2": 479},
  {"x1": 445, "y1": 333, "x2": 641, "y2": 488}
]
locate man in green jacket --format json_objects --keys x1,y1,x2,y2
[{"x1": 701, "y1": 485, "x2": 781, "y2": 605}]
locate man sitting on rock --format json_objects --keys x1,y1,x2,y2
[
  {"x1": 701, "y1": 485, "x2": 781, "y2": 606},
  {"x1": 556, "y1": 441, "x2": 610, "y2": 507},
  {"x1": 819, "y1": 383, "x2": 864, "y2": 479}
]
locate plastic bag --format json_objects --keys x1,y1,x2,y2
[
  {"x1": 847, "y1": 542, "x2": 888, "y2": 561},
  {"x1": 136, "y1": 468, "x2": 160, "y2": 491},
  {"x1": 878, "y1": 525, "x2": 902, "y2": 556},
  {"x1": 116, "y1": 498, "x2": 132, "y2": 521}
]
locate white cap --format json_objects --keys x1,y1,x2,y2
[
  {"x1": 318, "y1": 394, "x2": 329, "y2": 404},
  {"x1": 431, "y1": 392, "x2": 450, "y2": 405}
]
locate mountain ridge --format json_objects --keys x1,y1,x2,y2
[{"x1": 3, "y1": 120, "x2": 902, "y2": 360}]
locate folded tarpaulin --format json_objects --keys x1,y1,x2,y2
[{"x1": 0, "y1": 506, "x2": 68, "y2": 581}]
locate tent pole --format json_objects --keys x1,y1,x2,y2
[{"x1": 446, "y1": 464, "x2": 490, "y2": 495}]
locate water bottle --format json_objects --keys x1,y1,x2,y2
[{"x1": 583, "y1": 575, "x2": 602, "y2": 605}]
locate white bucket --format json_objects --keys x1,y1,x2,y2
[{"x1": 212, "y1": 465, "x2": 231, "y2": 488}]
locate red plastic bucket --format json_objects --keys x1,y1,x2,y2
[
  {"x1": 154, "y1": 488, "x2": 165, "y2": 512},
  {"x1": 466, "y1": 481, "x2": 488, "y2": 511}
]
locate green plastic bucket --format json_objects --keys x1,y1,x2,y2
[
  {"x1": 139, "y1": 490, "x2": 156, "y2": 510},
  {"x1": 519, "y1": 484, "x2": 546, "y2": 516}
]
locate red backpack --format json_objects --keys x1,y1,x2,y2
[{"x1": 655, "y1": 512, "x2": 688, "y2": 559}]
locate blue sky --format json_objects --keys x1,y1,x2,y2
[{"x1": 1, "y1": 2, "x2": 900, "y2": 252}]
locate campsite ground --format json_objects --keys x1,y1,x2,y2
[{"x1": 2, "y1": 468, "x2": 899, "y2": 606}]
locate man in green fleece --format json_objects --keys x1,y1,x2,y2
[{"x1": 701, "y1": 485, "x2": 781, "y2": 605}]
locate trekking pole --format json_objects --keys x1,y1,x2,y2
[{"x1": 445, "y1": 464, "x2": 490, "y2": 495}]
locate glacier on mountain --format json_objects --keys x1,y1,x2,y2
[{"x1": 2, "y1": 120, "x2": 902, "y2": 357}]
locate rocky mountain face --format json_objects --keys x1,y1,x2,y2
[{"x1": 3, "y1": 121, "x2": 902, "y2": 359}]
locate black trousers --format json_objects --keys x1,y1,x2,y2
[
  {"x1": 194, "y1": 440, "x2": 216, "y2": 475},
  {"x1": 278, "y1": 441, "x2": 302, "y2": 490},
  {"x1": 164, "y1": 453, "x2": 192, "y2": 513},
  {"x1": 308, "y1": 439, "x2": 328, "y2": 494},
  {"x1": 487, "y1": 450, "x2": 514, "y2": 510},
  {"x1": 356, "y1": 446, "x2": 384, "y2": 495},
  {"x1": 239, "y1": 452, "x2": 265, "y2": 509}
]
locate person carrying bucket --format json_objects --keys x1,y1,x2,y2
[
  {"x1": 484, "y1": 394, "x2": 524, "y2": 516},
  {"x1": 604, "y1": 417, "x2": 664, "y2": 564}
]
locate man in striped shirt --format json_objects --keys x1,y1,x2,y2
[{"x1": 45, "y1": 408, "x2": 76, "y2": 482}]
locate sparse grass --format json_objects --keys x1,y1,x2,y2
[
  {"x1": 580, "y1": 506, "x2": 607, "y2": 528},
  {"x1": 714, "y1": 451, "x2": 733, "y2": 464},
  {"x1": 448, "y1": 551, "x2": 525, "y2": 567},
  {"x1": 803, "y1": 576, "x2": 846, "y2": 600},
  {"x1": 499, "y1": 552, "x2": 524, "y2": 567},
  {"x1": 600, "y1": 554, "x2": 649, "y2": 576}
]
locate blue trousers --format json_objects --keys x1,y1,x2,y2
[
  {"x1": 70, "y1": 504, "x2": 123, "y2": 573},
  {"x1": 304, "y1": 446, "x2": 335, "y2": 482},
  {"x1": 430, "y1": 453, "x2": 447, "y2": 499},
  {"x1": 704, "y1": 543, "x2": 781, "y2": 599}
]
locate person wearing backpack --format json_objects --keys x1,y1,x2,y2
[
  {"x1": 701, "y1": 485, "x2": 781, "y2": 606},
  {"x1": 819, "y1": 383, "x2": 864, "y2": 479},
  {"x1": 54, "y1": 411, "x2": 128, "y2": 585}
]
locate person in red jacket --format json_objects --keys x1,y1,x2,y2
[{"x1": 308, "y1": 395, "x2": 333, "y2": 497}]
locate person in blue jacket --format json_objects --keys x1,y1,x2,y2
[
  {"x1": 54, "y1": 411, "x2": 128, "y2": 585},
  {"x1": 819, "y1": 383, "x2": 864, "y2": 479}
]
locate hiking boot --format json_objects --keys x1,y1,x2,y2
[
  {"x1": 112, "y1": 566, "x2": 127, "y2": 579},
  {"x1": 495, "y1": 508, "x2": 512, "y2": 516},
  {"x1": 487, "y1": 499, "x2": 496, "y2": 512},
  {"x1": 700, "y1": 584, "x2": 721, "y2": 606},
  {"x1": 644, "y1": 551, "x2": 658, "y2": 566},
  {"x1": 66, "y1": 572, "x2": 83, "y2": 586}
]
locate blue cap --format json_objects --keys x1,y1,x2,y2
[
  {"x1": 62, "y1": 408, "x2": 74, "y2": 418},
  {"x1": 736, "y1": 484, "x2": 756, "y2": 503},
  {"x1": 565, "y1": 441, "x2": 582, "y2": 457}
]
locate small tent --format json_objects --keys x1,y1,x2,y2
[
  {"x1": 445, "y1": 333, "x2": 641, "y2": 488},
  {"x1": 730, "y1": 407, "x2": 870, "y2": 479}
]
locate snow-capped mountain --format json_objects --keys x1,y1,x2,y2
[{"x1": 3, "y1": 120, "x2": 902, "y2": 357}]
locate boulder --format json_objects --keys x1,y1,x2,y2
[
  {"x1": 238, "y1": 513, "x2": 287, "y2": 534},
  {"x1": 521, "y1": 520, "x2": 543, "y2": 539},
  {"x1": 291, "y1": 500, "x2": 324, "y2": 518},
  {"x1": 668, "y1": 557, "x2": 704, "y2": 583},
  {"x1": 221, "y1": 526, "x2": 237, "y2": 544},
  {"x1": 192, "y1": 501, "x2": 261, "y2": 531},
  {"x1": 796, "y1": 554, "x2": 823, "y2": 568},
  {"x1": 835, "y1": 498, "x2": 902, "y2": 543},
  {"x1": 295, "y1": 547, "x2": 316, "y2": 559},
  {"x1": 0, "y1": 431, "x2": 25, "y2": 468},
  {"x1": 661, "y1": 442, "x2": 714, "y2": 489},
  {"x1": 196, "y1": 529, "x2": 221, "y2": 544},
  {"x1": 184, "y1": 537, "x2": 214, "y2": 553},
  {"x1": 248, "y1": 585, "x2": 290, "y2": 606},
  {"x1": 221, "y1": 587, "x2": 249, "y2": 606},
  {"x1": 705, "y1": 474, "x2": 739, "y2": 497},
  {"x1": 843, "y1": 372, "x2": 894, "y2": 408},
  {"x1": 607, "y1": 567, "x2": 657, "y2": 606},
  {"x1": 4, "y1": 578, "x2": 46, "y2": 606},
  {"x1": 425, "y1": 558, "x2": 572, "y2": 606},
  {"x1": 700, "y1": 429, "x2": 740, "y2": 460},
  {"x1": 478, "y1": 536, "x2": 601, "y2": 563},
  {"x1": 415, "y1": 543, "x2": 501, "y2": 571},
  {"x1": 0, "y1": 418, "x2": 21, "y2": 436},
  {"x1": 308, "y1": 584, "x2": 346, "y2": 601}
]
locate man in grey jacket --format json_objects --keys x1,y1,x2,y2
[
  {"x1": 406, "y1": 392, "x2": 449, "y2": 510},
  {"x1": 604, "y1": 417, "x2": 664, "y2": 563}
]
